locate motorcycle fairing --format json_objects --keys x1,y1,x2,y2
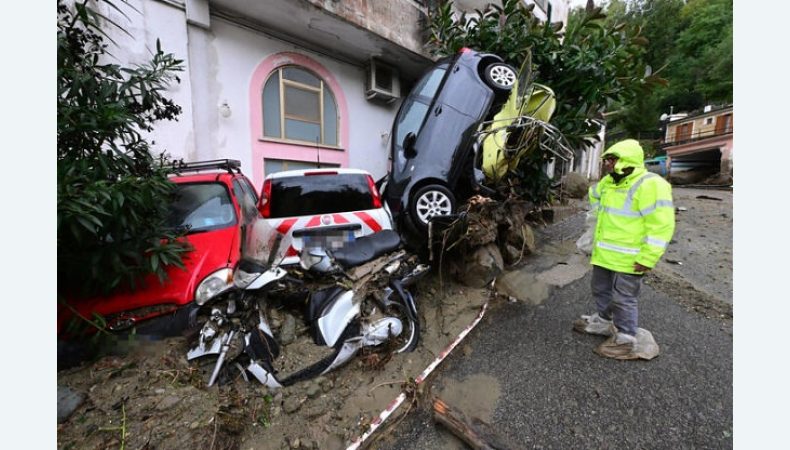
[
  {"x1": 316, "y1": 290, "x2": 359, "y2": 347},
  {"x1": 305, "y1": 286, "x2": 346, "y2": 342},
  {"x1": 245, "y1": 266, "x2": 288, "y2": 290}
]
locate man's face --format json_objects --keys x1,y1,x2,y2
[{"x1": 602, "y1": 155, "x2": 618, "y2": 175}]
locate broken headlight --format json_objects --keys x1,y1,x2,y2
[{"x1": 195, "y1": 268, "x2": 233, "y2": 305}]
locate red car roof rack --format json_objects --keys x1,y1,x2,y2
[{"x1": 170, "y1": 159, "x2": 241, "y2": 174}]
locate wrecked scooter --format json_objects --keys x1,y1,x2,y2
[{"x1": 186, "y1": 220, "x2": 429, "y2": 388}]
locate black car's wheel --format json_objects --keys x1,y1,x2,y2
[
  {"x1": 410, "y1": 184, "x2": 456, "y2": 230},
  {"x1": 483, "y1": 62, "x2": 517, "y2": 95}
]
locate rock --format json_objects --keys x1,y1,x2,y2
[
  {"x1": 306, "y1": 383, "x2": 322, "y2": 399},
  {"x1": 455, "y1": 243, "x2": 504, "y2": 288},
  {"x1": 324, "y1": 434, "x2": 345, "y2": 450},
  {"x1": 274, "y1": 392, "x2": 284, "y2": 405},
  {"x1": 562, "y1": 172, "x2": 590, "y2": 198},
  {"x1": 156, "y1": 395, "x2": 182, "y2": 411},
  {"x1": 495, "y1": 269, "x2": 550, "y2": 306},
  {"x1": 279, "y1": 314, "x2": 297, "y2": 345},
  {"x1": 283, "y1": 397, "x2": 302, "y2": 414},
  {"x1": 290, "y1": 437, "x2": 300, "y2": 449},
  {"x1": 305, "y1": 403, "x2": 327, "y2": 418},
  {"x1": 155, "y1": 388, "x2": 166, "y2": 395},
  {"x1": 57, "y1": 386, "x2": 85, "y2": 424},
  {"x1": 505, "y1": 223, "x2": 536, "y2": 255},
  {"x1": 503, "y1": 244, "x2": 521, "y2": 264}
]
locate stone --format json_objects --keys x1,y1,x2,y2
[
  {"x1": 305, "y1": 404, "x2": 328, "y2": 419},
  {"x1": 505, "y1": 223, "x2": 536, "y2": 255},
  {"x1": 279, "y1": 314, "x2": 297, "y2": 345},
  {"x1": 455, "y1": 243, "x2": 504, "y2": 288},
  {"x1": 503, "y1": 244, "x2": 521, "y2": 264},
  {"x1": 57, "y1": 386, "x2": 85, "y2": 424},
  {"x1": 283, "y1": 397, "x2": 302, "y2": 414},
  {"x1": 562, "y1": 172, "x2": 590, "y2": 199},
  {"x1": 156, "y1": 395, "x2": 182, "y2": 411},
  {"x1": 306, "y1": 383, "x2": 322, "y2": 399}
]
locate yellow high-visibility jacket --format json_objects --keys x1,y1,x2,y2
[{"x1": 589, "y1": 140, "x2": 675, "y2": 274}]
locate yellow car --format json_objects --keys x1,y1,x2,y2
[{"x1": 481, "y1": 81, "x2": 557, "y2": 181}]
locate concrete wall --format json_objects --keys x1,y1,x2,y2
[
  {"x1": 102, "y1": 0, "x2": 197, "y2": 162},
  {"x1": 98, "y1": 0, "x2": 401, "y2": 189},
  {"x1": 304, "y1": 0, "x2": 427, "y2": 56}
]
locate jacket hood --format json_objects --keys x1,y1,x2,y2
[{"x1": 602, "y1": 139, "x2": 644, "y2": 175}]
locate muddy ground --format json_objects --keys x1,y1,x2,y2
[
  {"x1": 56, "y1": 268, "x2": 493, "y2": 450},
  {"x1": 56, "y1": 187, "x2": 733, "y2": 450},
  {"x1": 648, "y1": 187, "x2": 733, "y2": 332}
]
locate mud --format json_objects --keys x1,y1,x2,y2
[
  {"x1": 57, "y1": 188, "x2": 733, "y2": 449},
  {"x1": 657, "y1": 187, "x2": 733, "y2": 304},
  {"x1": 57, "y1": 272, "x2": 490, "y2": 450}
]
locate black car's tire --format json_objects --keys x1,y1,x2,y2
[
  {"x1": 409, "y1": 184, "x2": 456, "y2": 230},
  {"x1": 483, "y1": 62, "x2": 517, "y2": 96}
]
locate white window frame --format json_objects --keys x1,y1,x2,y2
[{"x1": 262, "y1": 66, "x2": 340, "y2": 148}]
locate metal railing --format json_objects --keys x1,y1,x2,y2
[{"x1": 661, "y1": 126, "x2": 733, "y2": 147}]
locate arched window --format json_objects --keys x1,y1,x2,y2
[{"x1": 262, "y1": 66, "x2": 338, "y2": 146}]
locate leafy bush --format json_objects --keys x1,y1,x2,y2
[{"x1": 57, "y1": 0, "x2": 190, "y2": 298}]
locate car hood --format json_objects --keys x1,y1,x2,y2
[{"x1": 58, "y1": 226, "x2": 240, "y2": 334}]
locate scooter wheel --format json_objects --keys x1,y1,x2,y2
[{"x1": 389, "y1": 302, "x2": 420, "y2": 353}]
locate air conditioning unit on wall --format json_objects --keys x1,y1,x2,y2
[{"x1": 365, "y1": 58, "x2": 400, "y2": 104}]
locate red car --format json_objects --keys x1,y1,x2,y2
[{"x1": 57, "y1": 159, "x2": 260, "y2": 337}]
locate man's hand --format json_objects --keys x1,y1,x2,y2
[{"x1": 634, "y1": 263, "x2": 651, "y2": 273}]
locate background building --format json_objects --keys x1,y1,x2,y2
[{"x1": 661, "y1": 104, "x2": 733, "y2": 184}]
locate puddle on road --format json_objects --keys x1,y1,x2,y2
[
  {"x1": 436, "y1": 373, "x2": 501, "y2": 422},
  {"x1": 434, "y1": 373, "x2": 502, "y2": 449}
]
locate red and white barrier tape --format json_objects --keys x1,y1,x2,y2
[{"x1": 346, "y1": 301, "x2": 489, "y2": 450}]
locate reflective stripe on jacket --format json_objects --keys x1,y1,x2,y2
[{"x1": 589, "y1": 167, "x2": 675, "y2": 274}]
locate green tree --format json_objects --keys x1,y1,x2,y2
[
  {"x1": 669, "y1": 0, "x2": 733, "y2": 104},
  {"x1": 603, "y1": 0, "x2": 732, "y2": 141},
  {"x1": 426, "y1": 0, "x2": 662, "y2": 202},
  {"x1": 58, "y1": 0, "x2": 190, "y2": 299}
]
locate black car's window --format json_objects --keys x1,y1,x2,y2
[
  {"x1": 233, "y1": 179, "x2": 260, "y2": 224},
  {"x1": 269, "y1": 174, "x2": 374, "y2": 218},
  {"x1": 167, "y1": 183, "x2": 237, "y2": 233},
  {"x1": 393, "y1": 65, "x2": 447, "y2": 148},
  {"x1": 394, "y1": 100, "x2": 429, "y2": 150},
  {"x1": 415, "y1": 67, "x2": 446, "y2": 99}
]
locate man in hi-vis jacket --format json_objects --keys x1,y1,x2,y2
[{"x1": 574, "y1": 139, "x2": 675, "y2": 359}]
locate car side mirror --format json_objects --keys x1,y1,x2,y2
[{"x1": 403, "y1": 132, "x2": 417, "y2": 158}]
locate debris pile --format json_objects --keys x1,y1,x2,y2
[{"x1": 434, "y1": 195, "x2": 539, "y2": 287}]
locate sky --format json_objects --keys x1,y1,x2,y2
[{"x1": 568, "y1": 0, "x2": 591, "y2": 9}]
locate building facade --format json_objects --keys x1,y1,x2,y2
[
  {"x1": 661, "y1": 105, "x2": 733, "y2": 184},
  {"x1": 100, "y1": 0, "x2": 572, "y2": 187}
]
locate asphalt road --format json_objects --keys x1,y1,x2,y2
[{"x1": 380, "y1": 211, "x2": 733, "y2": 450}]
